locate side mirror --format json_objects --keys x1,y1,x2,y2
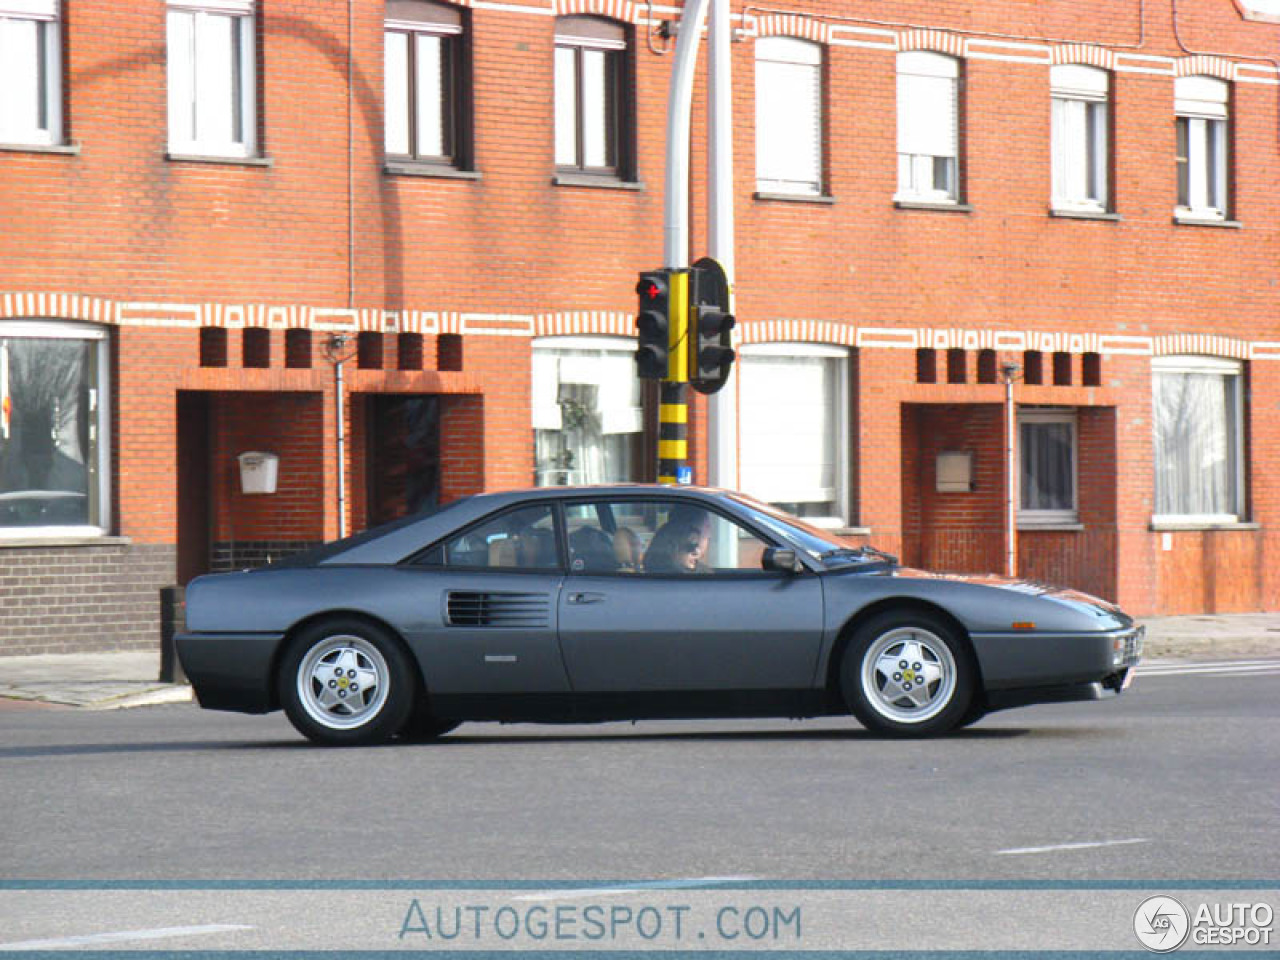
[{"x1": 762, "y1": 548, "x2": 802, "y2": 574}]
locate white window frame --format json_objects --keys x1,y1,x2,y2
[
  {"x1": 1152, "y1": 355, "x2": 1245, "y2": 525},
  {"x1": 166, "y1": 0, "x2": 257, "y2": 159},
  {"x1": 754, "y1": 36, "x2": 824, "y2": 197},
  {"x1": 0, "y1": 1, "x2": 63, "y2": 147},
  {"x1": 1050, "y1": 65, "x2": 1109, "y2": 213},
  {"x1": 896, "y1": 51, "x2": 960, "y2": 204},
  {"x1": 738, "y1": 342, "x2": 850, "y2": 527},
  {"x1": 554, "y1": 17, "x2": 626, "y2": 175},
  {"x1": 1175, "y1": 75, "x2": 1229, "y2": 221},
  {"x1": 0, "y1": 320, "x2": 111, "y2": 539},
  {"x1": 1017, "y1": 407, "x2": 1078, "y2": 526},
  {"x1": 384, "y1": 2, "x2": 464, "y2": 164}
]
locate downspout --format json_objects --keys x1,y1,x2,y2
[
  {"x1": 1002, "y1": 362, "x2": 1022, "y2": 578},
  {"x1": 326, "y1": 334, "x2": 355, "y2": 539}
]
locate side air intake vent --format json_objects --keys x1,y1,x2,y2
[{"x1": 445, "y1": 592, "x2": 550, "y2": 629}]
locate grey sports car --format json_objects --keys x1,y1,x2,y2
[{"x1": 177, "y1": 485, "x2": 1143, "y2": 745}]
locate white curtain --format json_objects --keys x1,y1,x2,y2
[
  {"x1": 1153, "y1": 370, "x2": 1236, "y2": 516},
  {"x1": 1020, "y1": 420, "x2": 1073, "y2": 511}
]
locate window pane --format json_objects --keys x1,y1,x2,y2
[
  {"x1": 533, "y1": 343, "x2": 642, "y2": 486},
  {"x1": 429, "y1": 505, "x2": 558, "y2": 569},
  {"x1": 580, "y1": 47, "x2": 610, "y2": 168},
  {"x1": 1176, "y1": 116, "x2": 1189, "y2": 206},
  {"x1": 565, "y1": 501, "x2": 768, "y2": 575},
  {"x1": 1208, "y1": 116, "x2": 1226, "y2": 211},
  {"x1": 414, "y1": 33, "x2": 447, "y2": 157},
  {"x1": 195, "y1": 11, "x2": 237, "y2": 145},
  {"x1": 1153, "y1": 370, "x2": 1238, "y2": 516},
  {"x1": 755, "y1": 56, "x2": 821, "y2": 193},
  {"x1": 554, "y1": 45, "x2": 578, "y2": 166},
  {"x1": 0, "y1": 338, "x2": 96, "y2": 528},
  {"x1": 1020, "y1": 421, "x2": 1074, "y2": 512},
  {"x1": 384, "y1": 31, "x2": 410, "y2": 154},
  {"x1": 167, "y1": 10, "x2": 197, "y2": 143},
  {"x1": 0, "y1": 17, "x2": 42, "y2": 138},
  {"x1": 739, "y1": 352, "x2": 839, "y2": 516}
]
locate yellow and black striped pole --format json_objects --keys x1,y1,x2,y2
[{"x1": 658, "y1": 270, "x2": 691, "y2": 485}]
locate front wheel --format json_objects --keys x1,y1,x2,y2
[
  {"x1": 279, "y1": 618, "x2": 417, "y2": 746},
  {"x1": 840, "y1": 611, "x2": 975, "y2": 737}
]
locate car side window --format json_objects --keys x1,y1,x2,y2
[
  {"x1": 564, "y1": 500, "x2": 771, "y2": 575},
  {"x1": 418, "y1": 505, "x2": 560, "y2": 570}
]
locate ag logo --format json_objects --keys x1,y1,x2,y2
[{"x1": 1134, "y1": 895, "x2": 1190, "y2": 952}]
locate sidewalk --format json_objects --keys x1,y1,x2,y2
[{"x1": 1, "y1": 614, "x2": 1277, "y2": 710}]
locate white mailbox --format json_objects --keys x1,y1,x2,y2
[
  {"x1": 238, "y1": 451, "x2": 279, "y2": 494},
  {"x1": 936, "y1": 451, "x2": 973, "y2": 493}
]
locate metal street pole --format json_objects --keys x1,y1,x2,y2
[{"x1": 706, "y1": 0, "x2": 738, "y2": 490}]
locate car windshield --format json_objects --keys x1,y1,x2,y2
[{"x1": 726, "y1": 493, "x2": 896, "y2": 569}]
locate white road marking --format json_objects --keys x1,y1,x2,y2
[
  {"x1": 513, "y1": 876, "x2": 758, "y2": 902},
  {"x1": 0, "y1": 924, "x2": 254, "y2": 951},
  {"x1": 995, "y1": 838, "x2": 1149, "y2": 856}
]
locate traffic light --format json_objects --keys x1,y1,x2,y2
[
  {"x1": 634, "y1": 270, "x2": 670, "y2": 380},
  {"x1": 688, "y1": 257, "x2": 736, "y2": 394}
]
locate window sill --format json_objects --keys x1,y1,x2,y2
[
  {"x1": 754, "y1": 191, "x2": 836, "y2": 205},
  {"x1": 1050, "y1": 208, "x2": 1121, "y2": 222},
  {"x1": 552, "y1": 173, "x2": 643, "y2": 191},
  {"x1": 0, "y1": 534, "x2": 132, "y2": 549},
  {"x1": 894, "y1": 199, "x2": 972, "y2": 213},
  {"x1": 384, "y1": 161, "x2": 481, "y2": 180},
  {"x1": 1018, "y1": 522, "x2": 1084, "y2": 532},
  {"x1": 166, "y1": 152, "x2": 273, "y2": 168},
  {"x1": 1149, "y1": 520, "x2": 1259, "y2": 532},
  {"x1": 1173, "y1": 211, "x2": 1241, "y2": 229},
  {"x1": 0, "y1": 141, "x2": 80, "y2": 156}
]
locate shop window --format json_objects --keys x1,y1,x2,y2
[
  {"x1": 1152, "y1": 356, "x2": 1244, "y2": 522},
  {"x1": 0, "y1": 321, "x2": 111, "y2": 535},
  {"x1": 0, "y1": 1, "x2": 63, "y2": 147},
  {"x1": 739, "y1": 342, "x2": 849, "y2": 524},
  {"x1": 1019, "y1": 408, "x2": 1077, "y2": 525},
  {"x1": 755, "y1": 36, "x2": 824, "y2": 196},
  {"x1": 166, "y1": 0, "x2": 258, "y2": 159},
  {"x1": 532, "y1": 336, "x2": 643, "y2": 486}
]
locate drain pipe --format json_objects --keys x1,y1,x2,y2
[
  {"x1": 326, "y1": 333, "x2": 355, "y2": 538},
  {"x1": 1002, "y1": 362, "x2": 1021, "y2": 578}
]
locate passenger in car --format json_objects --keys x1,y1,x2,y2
[
  {"x1": 613, "y1": 526, "x2": 641, "y2": 573},
  {"x1": 643, "y1": 513, "x2": 712, "y2": 574}
]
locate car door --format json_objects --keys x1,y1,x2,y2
[
  {"x1": 556, "y1": 497, "x2": 825, "y2": 692},
  {"x1": 404, "y1": 502, "x2": 571, "y2": 694}
]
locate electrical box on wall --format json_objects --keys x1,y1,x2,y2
[
  {"x1": 238, "y1": 451, "x2": 279, "y2": 494},
  {"x1": 936, "y1": 451, "x2": 973, "y2": 492}
]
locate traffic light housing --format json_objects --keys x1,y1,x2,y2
[
  {"x1": 689, "y1": 258, "x2": 736, "y2": 394},
  {"x1": 634, "y1": 270, "x2": 670, "y2": 380}
]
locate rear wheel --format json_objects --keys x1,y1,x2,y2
[
  {"x1": 841, "y1": 611, "x2": 975, "y2": 737},
  {"x1": 279, "y1": 618, "x2": 416, "y2": 746}
]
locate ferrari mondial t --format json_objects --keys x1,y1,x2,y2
[{"x1": 177, "y1": 486, "x2": 1143, "y2": 745}]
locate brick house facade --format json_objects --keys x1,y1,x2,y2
[{"x1": 2, "y1": 0, "x2": 1279, "y2": 654}]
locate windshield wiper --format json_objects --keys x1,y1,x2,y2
[{"x1": 819, "y1": 546, "x2": 899, "y2": 564}]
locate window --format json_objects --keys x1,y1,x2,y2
[
  {"x1": 384, "y1": 0, "x2": 467, "y2": 166},
  {"x1": 896, "y1": 51, "x2": 960, "y2": 203},
  {"x1": 1051, "y1": 65, "x2": 1109, "y2": 212},
  {"x1": 564, "y1": 499, "x2": 772, "y2": 575},
  {"x1": 166, "y1": 0, "x2": 257, "y2": 158},
  {"x1": 1019, "y1": 408, "x2": 1077, "y2": 525},
  {"x1": 420, "y1": 504, "x2": 559, "y2": 569},
  {"x1": 554, "y1": 16, "x2": 627, "y2": 175},
  {"x1": 0, "y1": 1, "x2": 62, "y2": 146},
  {"x1": 1152, "y1": 356, "x2": 1244, "y2": 522},
  {"x1": 755, "y1": 37, "x2": 823, "y2": 196},
  {"x1": 738, "y1": 343, "x2": 849, "y2": 524},
  {"x1": 0, "y1": 321, "x2": 110, "y2": 535},
  {"x1": 532, "y1": 337, "x2": 643, "y2": 486},
  {"x1": 1175, "y1": 75, "x2": 1229, "y2": 220}
]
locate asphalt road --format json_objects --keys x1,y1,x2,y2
[{"x1": 1, "y1": 664, "x2": 1276, "y2": 883}]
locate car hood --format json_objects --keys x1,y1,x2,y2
[{"x1": 890, "y1": 567, "x2": 1131, "y2": 625}]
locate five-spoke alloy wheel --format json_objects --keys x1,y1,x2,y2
[
  {"x1": 279, "y1": 618, "x2": 416, "y2": 746},
  {"x1": 841, "y1": 611, "x2": 975, "y2": 737}
]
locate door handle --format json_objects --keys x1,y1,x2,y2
[{"x1": 567, "y1": 592, "x2": 605, "y2": 605}]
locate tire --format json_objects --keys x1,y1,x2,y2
[
  {"x1": 840, "y1": 610, "x2": 975, "y2": 737},
  {"x1": 278, "y1": 617, "x2": 417, "y2": 746}
]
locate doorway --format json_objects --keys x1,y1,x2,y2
[
  {"x1": 176, "y1": 391, "x2": 211, "y2": 584},
  {"x1": 365, "y1": 395, "x2": 441, "y2": 527}
]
